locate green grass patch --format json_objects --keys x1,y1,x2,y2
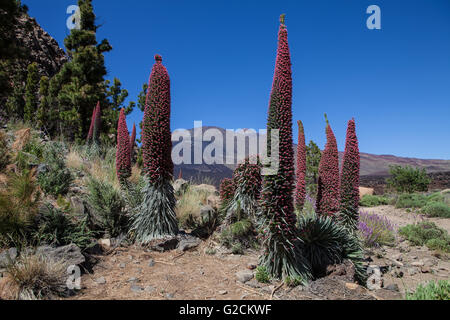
[
  {"x1": 360, "y1": 195, "x2": 389, "y2": 207},
  {"x1": 421, "y1": 202, "x2": 450, "y2": 218},
  {"x1": 406, "y1": 280, "x2": 450, "y2": 300},
  {"x1": 399, "y1": 222, "x2": 450, "y2": 253}
]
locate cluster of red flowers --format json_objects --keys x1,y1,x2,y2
[
  {"x1": 141, "y1": 55, "x2": 174, "y2": 183},
  {"x1": 87, "y1": 102, "x2": 101, "y2": 142},
  {"x1": 219, "y1": 178, "x2": 235, "y2": 204},
  {"x1": 232, "y1": 158, "x2": 262, "y2": 199},
  {"x1": 316, "y1": 115, "x2": 340, "y2": 216},
  {"x1": 340, "y1": 119, "x2": 360, "y2": 218},
  {"x1": 260, "y1": 18, "x2": 299, "y2": 259},
  {"x1": 116, "y1": 108, "x2": 131, "y2": 182},
  {"x1": 294, "y1": 120, "x2": 306, "y2": 211}
]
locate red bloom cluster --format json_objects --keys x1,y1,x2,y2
[
  {"x1": 260, "y1": 17, "x2": 300, "y2": 275},
  {"x1": 116, "y1": 108, "x2": 131, "y2": 182},
  {"x1": 87, "y1": 102, "x2": 101, "y2": 142},
  {"x1": 294, "y1": 120, "x2": 306, "y2": 211},
  {"x1": 220, "y1": 178, "x2": 235, "y2": 204},
  {"x1": 233, "y1": 157, "x2": 262, "y2": 199},
  {"x1": 340, "y1": 119, "x2": 360, "y2": 218},
  {"x1": 129, "y1": 122, "x2": 136, "y2": 162},
  {"x1": 316, "y1": 115, "x2": 340, "y2": 216},
  {"x1": 142, "y1": 55, "x2": 174, "y2": 183}
]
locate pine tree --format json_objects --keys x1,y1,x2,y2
[
  {"x1": 5, "y1": 68, "x2": 26, "y2": 118},
  {"x1": 259, "y1": 15, "x2": 311, "y2": 282},
  {"x1": 48, "y1": 0, "x2": 112, "y2": 142},
  {"x1": 130, "y1": 55, "x2": 178, "y2": 243},
  {"x1": 295, "y1": 120, "x2": 307, "y2": 212},
  {"x1": 339, "y1": 118, "x2": 360, "y2": 231},
  {"x1": 104, "y1": 78, "x2": 135, "y2": 138},
  {"x1": 316, "y1": 114, "x2": 340, "y2": 216},
  {"x1": 306, "y1": 140, "x2": 321, "y2": 196},
  {"x1": 24, "y1": 62, "x2": 39, "y2": 124},
  {"x1": 116, "y1": 108, "x2": 131, "y2": 184}
]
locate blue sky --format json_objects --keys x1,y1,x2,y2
[{"x1": 26, "y1": 0, "x2": 450, "y2": 159}]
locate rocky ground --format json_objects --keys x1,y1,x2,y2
[{"x1": 65, "y1": 205, "x2": 449, "y2": 301}]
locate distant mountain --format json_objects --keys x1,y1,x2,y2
[{"x1": 173, "y1": 126, "x2": 450, "y2": 186}]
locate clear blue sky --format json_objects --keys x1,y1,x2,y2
[{"x1": 26, "y1": 0, "x2": 450, "y2": 159}]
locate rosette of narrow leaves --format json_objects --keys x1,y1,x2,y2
[
  {"x1": 223, "y1": 158, "x2": 262, "y2": 224},
  {"x1": 339, "y1": 119, "x2": 360, "y2": 231},
  {"x1": 116, "y1": 108, "x2": 131, "y2": 184},
  {"x1": 295, "y1": 120, "x2": 306, "y2": 212},
  {"x1": 259, "y1": 15, "x2": 311, "y2": 282},
  {"x1": 130, "y1": 55, "x2": 178, "y2": 243},
  {"x1": 316, "y1": 114, "x2": 340, "y2": 216},
  {"x1": 298, "y1": 213, "x2": 367, "y2": 284}
]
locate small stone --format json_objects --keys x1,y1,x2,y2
[
  {"x1": 166, "y1": 293, "x2": 174, "y2": 299},
  {"x1": 218, "y1": 290, "x2": 228, "y2": 295},
  {"x1": 96, "y1": 277, "x2": 106, "y2": 285},
  {"x1": 127, "y1": 277, "x2": 139, "y2": 283},
  {"x1": 391, "y1": 253, "x2": 402, "y2": 261},
  {"x1": 127, "y1": 255, "x2": 133, "y2": 260},
  {"x1": 411, "y1": 261, "x2": 424, "y2": 267},
  {"x1": 246, "y1": 279, "x2": 262, "y2": 289},
  {"x1": 421, "y1": 266, "x2": 432, "y2": 273},
  {"x1": 145, "y1": 286, "x2": 155, "y2": 293},
  {"x1": 384, "y1": 284, "x2": 399, "y2": 292},
  {"x1": 247, "y1": 263, "x2": 257, "y2": 270},
  {"x1": 148, "y1": 259, "x2": 155, "y2": 267},
  {"x1": 133, "y1": 260, "x2": 140, "y2": 265},
  {"x1": 240, "y1": 294, "x2": 249, "y2": 300},
  {"x1": 345, "y1": 283, "x2": 359, "y2": 290},
  {"x1": 130, "y1": 285, "x2": 144, "y2": 293},
  {"x1": 119, "y1": 263, "x2": 126, "y2": 269},
  {"x1": 236, "y1": 270, "x2": 254, "y2": 283},
  {"x1": 407, "y1": 267, "x2": 419, "y2": 276},
  {"x1": 390, "y1": 260, "x2": 404, "y2": 267}
]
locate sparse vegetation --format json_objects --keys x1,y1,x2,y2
[
  {"x1": 421, "y1": 201, "x2": 450, "y2": 218},
  {"x1": 358, "y1": 210, "x2": 396, "y2": 247},
  {"x1": 360, "y1": 194, "x2": 389, "y2": 207},
  {"x1": 37, "y1": 142, "x2": 72, "y2": 197},
  {"x1": 255, "y1": 266, "x2": 271, "y2": 284},
  {"x1": 86, "y1": 177, "x2": 127, "y2": 237},
  {"x1": 1, "y1": 252, "x2": 68, "y2": 300},
  {"x1": 406, "y1": 280, "x2": 450, "y2": 300},
  {"x1": 399, "y1": 222, "x2": 450, "y2": 253}
]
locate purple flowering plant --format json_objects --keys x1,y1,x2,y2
[{"x1": 358, "y1": 210, "x2": 396, "y2": 247}]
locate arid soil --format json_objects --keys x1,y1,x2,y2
[{"x1": 68, "y1": 206, "x2": 449, "y2": 301}]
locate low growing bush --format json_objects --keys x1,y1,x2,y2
[
  {"x1": 255, "y1": 266, "x2": 270, "y2": 284},
  {"x1": 1, "y1": 252, "x2": 68, "y2": 300},
  {"x1": 360, "y1": 195, "x2": 389, "y2": 207},
  {"x1": 421, "y1": 202, "x2": 450, "y2": 218},
  {"x1": 406, "y1": 280, "x2": 450, "y2": 300},
  {"x1": 37, "y1": 142, "x2": 72, "y2": 196},
  {"x1": 399, "y1": 222, "x2": 450, "y2": 253},
  {"x1": 86, "y1": 177, "x2": 128, "y2": 237},
  {"x1": 358, "y1": 211, "x2": 396, "y2": 247},
  {"x1": 387, "y1": 165, "x2": 431, "y2": 193},
  {"x1": 395, "y1": 193, "x2": 428, "y2": 209}
]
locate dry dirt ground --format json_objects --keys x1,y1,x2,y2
[{"x1": 68, "y1": 206, "x2": 449, "y2": 301}]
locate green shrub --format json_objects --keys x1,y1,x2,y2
[
  {"x1": 284, "y1": 276, "x2": 304, "y2": 287},
  {"x1": 427, "y1": 192, "x2": 445, "y2": 203},
  {"x1": 0, "y1": 170, "x2": 40, "y2": 246},
  {"x1": 395, "y1": 193, "x2": 427, "y2": 209},
  {"x1": 298, "y1": 214, "x2": 367, "y2": 284},
  {"x1": 255, "y1": 266, "x2": 270, "y2": 284},
  {"x1": 15, "y1": 137, "x2": 44, "y2": 171},
  {"x1": 421, "y1": 202, "x2": 450, "y2": 218},
  {"x1": 0, "y1": 130, "x2": 10, "y2": 171},
  {"x1": 86, "y1": 177, "x2": 128, "y2": 237},
  {"x1": 360, "y1": 195, "x2": 389, "y2": 207},
  {"x1": 399, "y1": 222, "x2": 450, "y2": 253},
  {"x1": 231, "y1": 242, "x2": 243, "y2": 255},
  {"x1": 387, "y1": 165, "x2": 431, "y2": 193},
  {"x1": 406, "y1": 280, "x2": 450, "y2": 300},
  {"x1": 37, "y1": 142, "x2": 72, "y2": 196},
  {"x1": 34, "y1": 204, "x2": 95, "y2": 250},
  {"x1": 230, "y1": 219, "x2": 252, "y2": 237}
]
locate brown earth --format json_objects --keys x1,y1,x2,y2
[{"x1": 67, "y1": 205, "x2": 449, "y2": 301}]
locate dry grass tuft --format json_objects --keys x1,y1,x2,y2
[
  {"x1": 0, "y1": 252, "x2": 68, "y2": 300},
  {"x1": 66, "y1": 150, "x2": 83, "y2": 170},
  {"x1": 176, "y1": 185, "x2": 214, "y2": 226}
]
